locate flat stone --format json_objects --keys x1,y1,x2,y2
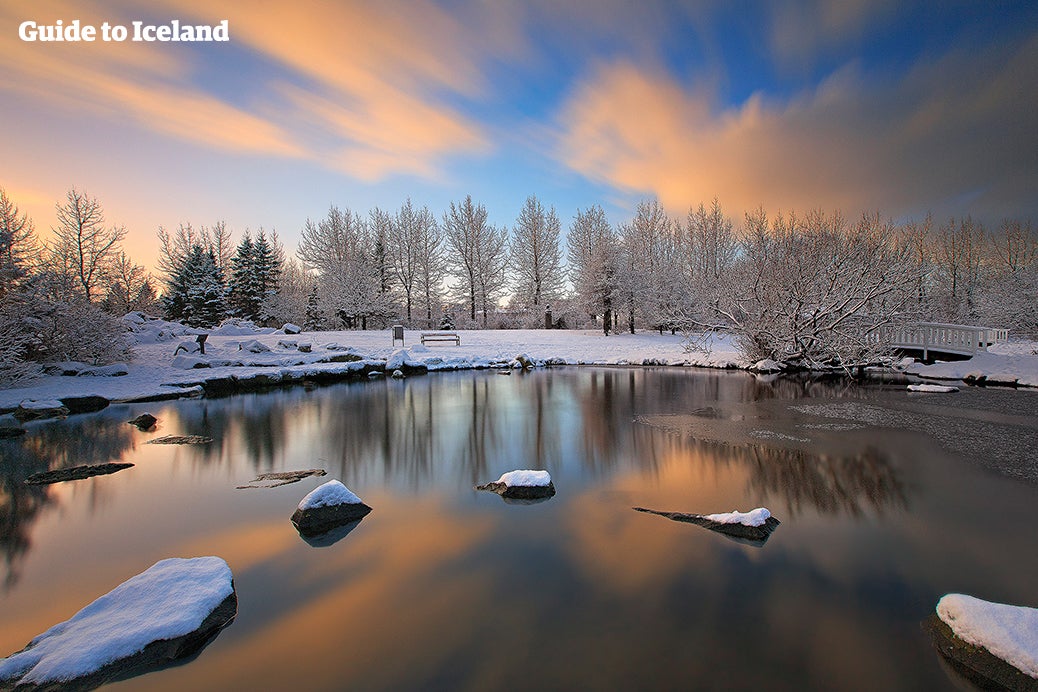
[
  {"x1": 25, "y1": 463, "x2": 134, "y2": 485},
  {"x1": 633, "y1": 507, "x2": 781, "y2": 545},
  {"x1": 237, "y1": 469, "x2": 327, "y2": 489},
  {"x1": 145, "y1": 435, "x2": 213, "y2": 445}
]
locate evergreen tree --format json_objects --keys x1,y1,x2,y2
[
  {"x1": 304, "y1": 284, "x2": 325, "y2": 330},
  {"x1": 227, "y1": 233, "x2": 256, "y2": 318},
  {"x1": 164, "y1": 244, "x2": 227, "y2": 327}
]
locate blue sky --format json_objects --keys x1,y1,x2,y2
[{"x1": 2, "y1": 0, "x2": 1037, "y2": 269}]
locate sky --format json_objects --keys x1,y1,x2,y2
[{"x1": 2, "y1": 0, "x2": 1037, "y2": 271}]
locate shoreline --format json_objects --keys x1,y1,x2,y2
[{"x1": 3, "y1": 324, "x2": 1037, "y2": 417}]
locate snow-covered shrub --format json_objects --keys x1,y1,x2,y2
[
  {"x1": 0, "y1": 294, "x2": 43, "y2": 386},
  {"x1": 27, "y1": 298, "x2": 133, "y2": 365}
]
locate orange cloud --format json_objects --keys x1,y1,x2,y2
[
  {"x1": 158, "y1": 0, "x2": 497, "y2": 180},
  {"x1": 0, "y1": 3, "x2": 302, "y2": 159},
  {"x1": 556, "y1": 36, "x2": 1038, "y2": 222}
]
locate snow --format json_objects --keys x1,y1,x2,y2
[
  {"x1": 907, "y1": 383, "x2": 959, "y2": 393},
  {"x1": 0, "y1": 557, "x2": 233, "y2": 686},
  {"x1": 908, "y1": 347, "x2": 1038, "y2": 388},
  {"x1": 703, "y1": 508, "x2": 772, "y2": 527},
  {"x1": 494, "y1": 469, "x2": 552, "y2": 487},
  {"x1": 5, "y1": 321, "x2": 1036, "y2": 411},
  {"x1": 937, "y1": 593, "x2": 1038, "y2": 679},
  {"x1": 297, "y1": 480, "x2": 364, "y2": 510},
  {"x1": 18, "y1": 399, "x2": 65, "y2": 410}
]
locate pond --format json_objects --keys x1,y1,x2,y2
[{"x1": 2, "y1": 368, "x2": 1038, "y2": 690}]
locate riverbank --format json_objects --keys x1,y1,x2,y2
[{"x1": 2, "y1": 319, "x2": 1037, "y2": 412}]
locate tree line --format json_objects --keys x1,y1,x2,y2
[{"x1": 2, "y1": 184, "x2": 1036, "y2": 385}]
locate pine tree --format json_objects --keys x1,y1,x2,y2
[
  {"x1": 304, "y1": 284, "x2": 324, "y2": 330},
  {"x1": 164, "y1": 244, "x2": 227, "y2": 327},
  {"x1": 227, "y1": 233, "x2": 256, "y2": 319}
]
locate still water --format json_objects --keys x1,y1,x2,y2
[{"x1": 2, "y1": 368, "x2": 1038, "y2": 690}]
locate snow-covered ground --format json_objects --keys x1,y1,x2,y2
[
  {"x1": 3, "y1": 316, "x2": 1038, "y2": 411},
  {"x1": 0, "y1": 321, "x2": 744, "y2": 410}
]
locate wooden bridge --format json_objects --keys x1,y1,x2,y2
[{"x1": 883, "y1": 322, "x2": 1009, "y2": 360}]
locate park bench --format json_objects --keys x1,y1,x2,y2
[{"x1": 420, "y1": 331, "x2": 461, "y2": 346}]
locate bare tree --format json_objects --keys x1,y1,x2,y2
[
  {"x1": 102, "y1": 251, "x2": 156, "y2": 315},
  {"x1": 298, "y1": 206, "x2": 384, "y2": 329},
  {"x1": 510, "y1": 195, "x2": 564, "y2": 314},
  {"x1": 617, "y1": 199, "x2": 672, "y2": 333},
  {"x1": 567, "y1": 205, "x2": 619, "y2": 334},
  {"x1": 715, "y1": 209, "x2": 915, "y2": 369},
  {"x1": 933, "y1": 216, "x2": 986, "y2": 321},
  {"x1": 47, "y1": 188, "x2": 126, "y2": 302},
  {"x1": 443, "y1": 196, "x2": 508, "y2": 326}
]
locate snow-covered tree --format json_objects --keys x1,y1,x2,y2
[
  {"x1": 716, "y1": 209, "x2": 915, "y2": 369},
  {"x1": 0, "y1": 187, "x2": 39, "y2": 298},
  {"x1": 263, "y1": 258, "x2": 314, "y2": 327},
  {"x1": 932, "y1": 216, "x2": 986, "y2": 321},
  {"x1": 298, "y1": 206, "x2": 388, "y2": 329},
  {"x1": 45, "y1": 188, "x2": 127, "y2": 302},
  {"x1": 101, "y1": 251, "x2": 157, "y2": 316},
  {"x1": 227, "y1": 230, "x2": 282, "y2": 323},
  {"x1": 443, "y1": 196, "x2": 509, "y2": 326},
  {"x1": 617, "y1": 199, "x2": 673, "y2": 333},
  {"x1": 391, "y1": 198, "x2": 444, "y2": 327},
  {"x1": 163, "y1": 244, "x2": 227, "y2": 327},
  {"x1": 510, "y1": 195, "x2": 564, "y2": 315},
  {"x1": 567, "y1": 205, "x2": 620, "y2": 334},
  {"x1": 369, "y1": 207, "x2": 395, "y2": 316}
]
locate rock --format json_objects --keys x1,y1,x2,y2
[
  {"x1": 43, "y1": 361, "x2": 89, "y2": 376},
  {"x1": 78, "y1": 363, "x2": 129, "y2": 377},
  {"x1": 391, "y1": 369, "x2": 405, "y2": 379},
  {"x1": 297, "y1": 343, "x2": 312, "y2": 353},
  {"x1": 60, "y1": 395, "x2": 110, "y2": 414},
  {"x1": 926, "y1": 594, "x2": 1038, "y2": 690},
  {"x1": 0, "y1": 557, "x2": 236, "y2": 691},
  {"x1": 282, "y1": 323, "x2": 302, "y2": 334},
  {"x1": 237, "y1": 469, "x2": 327, "y2": 489},
  {"x1": 633, "y1": 507, "x2": 781, "y2": 545},
  {"x1": 128, "y1": 413, "x2": 158, "y2": 430},
  {"x1": 291, "y1": 480, "x2": 372, "y2": 536},
  {"x1": 276, "y1": 339, "x2": 297, "y2": 349},
  {"x1": 0, "y1": 426, "x2": 27, "y2": 439},
  {"x1": 13, "y1": 400, "x2": 69, "y2": 422},
  {"x1": 171, "y1": 355, "x2": 210, "y2": 369},
  {"x1": 145, "y1": 435, "x2": 213, "y2": 445},
  {"x1": 476, "y1": 469, "x2": 556, "y2": 500},
  {"x1": 368, "y1": 371, "x2": 384, "y2": 379},
  {"x1": 514, "y1": 354, "x2": 535, "y2": 369},
  {"x1": 173, "y1": 340, "x2": 201, "y2": 355},
  {"x1": 25, "y1": 462, "x2": 134, "y2": 485},
  {"x1": 239, "y1": 339, "x2": 271, "y2": 353}
]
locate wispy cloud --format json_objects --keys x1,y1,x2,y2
[{"x1": 555, "y1": 32, "x2": 1038, "y2": 222}]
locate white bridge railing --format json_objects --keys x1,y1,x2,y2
[{"x1": 883, "y1": 322, "x2": 1009, "y2": 359}]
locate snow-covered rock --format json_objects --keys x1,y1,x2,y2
[
  {"x1": 290, "y1": 480, "x2": 372, "y2": 536},
  {"x1": 634, "y1": 506, "x2": 781, "y2": 545},
  {"x1": 703, "y1": 507, "x2": 773, "y2": 527},
  {"x1": 385, "y1": 349, "x2": 409, "y2": 371},
  {"x1": 476, "y1": 469, "x2": 556, "y2": 500},
  {"x1": 928, "y1": 593, "x2": 1038, "y2": 687},
  {"x1": 907, "y1": 383, "x2": 959, "y2": 393},
  {"x1": 238, "y1": 339, "x2": 271, "y2": 354},
  {"x1": 171, "y1": 355, "x2": 210, "y2": 370},
  {"x1": 13, "y1": 399, "x2": 69, "y2": 422},
  {"x1": 391, "y1": 369, "x2": 405, "y2": 379},
  {"x1": 77, "y1": 363, "x2": 129, "y2": 377},
  {"x1": 0, "y1": 557, "x2": 236, "y2": 689},
  {"x1": 282, "y1": 323, "x2": 302, "y2": 334},
  {"x1": 750, "y1": 359, "x2": 784, "y2": 373}
]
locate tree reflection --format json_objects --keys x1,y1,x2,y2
[{"x1": 0, "y1": 413, "x2": 136, "y2": 590}]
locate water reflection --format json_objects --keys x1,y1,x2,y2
[{"x1": 0, "y1": 412, "x2": 136, "y2": 590}]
